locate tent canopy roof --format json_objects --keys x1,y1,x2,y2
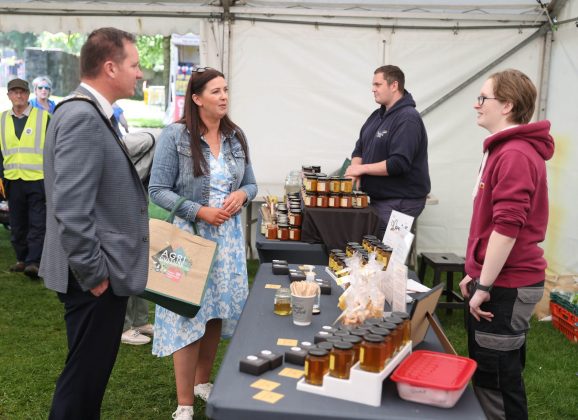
[{"x1": 1, "y1": 1, "x2": 551, "y2": 35}]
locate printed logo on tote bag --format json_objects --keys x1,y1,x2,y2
[{"x1": 152, "y1": 245, "x2": 192, "y2": 282}]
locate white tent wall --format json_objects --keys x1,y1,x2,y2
[
  {"x1": 543, "y1": 0, "x2": 578, "y2": 274},
  {"x1": 225, "y1": 18, "x2": 545, "y2": 260},
  {"x1": 2, "y1": 1, "x2": 575, "y2": 274}
]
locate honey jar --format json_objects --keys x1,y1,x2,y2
[
  {"x1": 329, "y1": 177, "x2": 341, "y2": 193},
  {"x1": 266, "y1": 225, "x2": 278, "y2": 240},
  {"x1": 288, "y1": 226, "x2": 301, "y2": 241},
  {"x1": 345, "y1": 242, "x2": 360, "y2": 257},
  {"x1": 277, "y1": 224, "x2": 289, "y2": 240},
  {"x1": 329, "y1": 342, "x2": 355, "y2": 379},
  {"x1": 391, "y1": 311, "x2": 411, "y2": 344},
  {"x1": 316, "y1": 177, "x2": 330, "y2": 193},
  {"x1": 360, "y1": 334, "x2": 386, "y2": 373},
  {"x1": 304, "y1": 192, "x2": 317, "y2": 208},
  {"x1": 328, "y1": 194, "x2": 340, "y2": 208},
  {"x1": 384, "y1": 316, "x2": 404, "y2": 351},
  {"x1": 362, "y1": 235, "x2": 378, "y2": 252},
  {"x1": 288, "y1": 210, "x2": 302, "y2": 226},
  {"x1": 311, "y1": 166, "x2": 322, "y2": 174},
  {"x1": 328, "y1": 249, "x2": 341, "y2": 270},
  {"x1": 340, "y1": 194, "x2": 353, "y2": 208},
  {"x1": 342, "y1": 335, "x2": 362, "y2": 364},
  {"x1": 273, "y1": 287, "x2": 291, "y2": 315},
  {"x1": 316, "y1": 193, "x2": 329, "y2": 208},
  {"x1": 368, "y1": 327, "x2": 394, "y2": 364},
  {"x1": 304, "y1": 174, "x2": 318, "y2": 192},
  {"x1": 340, "y1": 178, "x2": 353, "y2": 193},
  {"x1": 304, "y1": 348, "x2": 329, "y2": 386},
  {"x1": 355, "y1": 191, "x2": 369, "y2": 208}
]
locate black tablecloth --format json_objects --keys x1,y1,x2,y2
[
  {"x1": 255, "y1": 214, "x2": 328, "y2": 265},
  {"x1": 301, "y1": 206, "x2": 381, "y2": 251},
  {"x1": 206, "y1": 264, "x2": 485, "y2": 420}
]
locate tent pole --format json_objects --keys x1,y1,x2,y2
[
  {"x1": 537, "y1": 30, "x2": 553, "y2": 121},
  {"x1": 420, "y1": 26, "x2": 548, "y2": 117}
]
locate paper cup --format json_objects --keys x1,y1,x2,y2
[{"x1": 291, "y1": 294, "x2": 316, "y2": 326}]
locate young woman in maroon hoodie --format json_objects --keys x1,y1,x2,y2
[{"x1": 459, "y1": 69, "x2": 554, "y2": 420}]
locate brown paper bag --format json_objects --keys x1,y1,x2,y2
[{"x1": 141, "y1": 216, "x2": 217, "y2": 318}]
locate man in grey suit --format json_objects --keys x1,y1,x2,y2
[{"x1": 40, "y1": 27, "x2": 148, "y2": 419}]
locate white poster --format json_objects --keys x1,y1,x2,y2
[{"x1": 383, "y1": 210, "x2": 415, "y2": 248}]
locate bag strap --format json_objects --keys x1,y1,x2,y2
[{"x1": 166, "y1": 196, "x2": 199, "y2": 234}]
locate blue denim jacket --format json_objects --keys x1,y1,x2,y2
[{"x1": 149, "y1": 123, "x2": 258, "y2": 221}]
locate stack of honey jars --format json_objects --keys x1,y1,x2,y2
[
  {"x1": 358, "y1": 313, "x2": 411, "y2": 373},
  {"x1": 287, "y1": 192, "x2": 302, "y2": 241},
  {"x1": 303, "y1": 170, "x2": 367, "y2": 210}
]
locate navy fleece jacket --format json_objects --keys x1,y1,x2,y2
[{"x1": 351, "y1": 91, "x2": 430, "y2": 200}]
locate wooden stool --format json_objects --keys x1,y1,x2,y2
[{"x1": 418, "y1": 252, "x2": 466, "y2": 314}]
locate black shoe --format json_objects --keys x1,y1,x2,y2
[
  {"x1": 24, "y1": 263, "x2": 39, "y2": 279},
  {"x1": 9, "y1": 261, "x2": 26, "y2": 272}
]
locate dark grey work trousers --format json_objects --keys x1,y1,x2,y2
[
  {"x1": 49, "y1": 273, "x2": 128, "y2": 420},
  {"x1": 467, "y1": 282, "x2": 544, "y2": 420}
]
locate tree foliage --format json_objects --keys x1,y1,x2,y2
[
  {"x1": 0, "y1": 32, "x2": 38, "y2": 56},
  {"x1": 38, "y1": 32, "x2": 86, "y2": 54},
  {"x1": 136, "y1": 35, "x2": 164, "y2": 70}
]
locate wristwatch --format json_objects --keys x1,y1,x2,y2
[{"x1": 476, "y1": 282, "x2": 493, "y2": 292}]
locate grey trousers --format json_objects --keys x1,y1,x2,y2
[{"x1": 123, "y1": 296, "x2": 149, "y2": 331}]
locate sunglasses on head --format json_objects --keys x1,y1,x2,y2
[
  {"x1": 37, "y1": 86, "x2": 51, "y2": 90},
  {"x1": 193, "y1": 67, "x2": 214, "y2": 73}
]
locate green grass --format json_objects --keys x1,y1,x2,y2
[{"x1": 0, "y1": 227, "x2": 575, "y2": 419}]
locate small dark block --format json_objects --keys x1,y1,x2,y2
[{"x1": 239, "y1": 355, "x2": 270, "y2": 375}]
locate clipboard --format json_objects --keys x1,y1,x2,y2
[{"x1": 408, "y1": 283, "x2": 457, "y2": 355}]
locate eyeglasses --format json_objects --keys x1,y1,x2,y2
[
  {"x1": 37, "y1": 86, "x2": 51, "y2": 90},
  {"x1": 477, "y1": 96, "x2": 497, "y2": 106}
]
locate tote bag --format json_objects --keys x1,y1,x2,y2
[{"x1": 141, "y1": 197, "x2": 217, "y2": 317}]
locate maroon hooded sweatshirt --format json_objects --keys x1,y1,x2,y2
[{"x1": 465, "y1": 120, "x2": 555, "y2": 288}]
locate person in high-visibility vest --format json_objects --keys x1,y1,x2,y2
[{"x1": 0, "y1": 78, "x2": 49, "y2": 278}]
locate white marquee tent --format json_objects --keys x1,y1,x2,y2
[{"x1": 2, "y1": 1, "x2": 577, "y2": 274}]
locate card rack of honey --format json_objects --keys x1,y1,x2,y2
[{"x1": 297, "y1": 339, "x2": 413, "y2": 407}]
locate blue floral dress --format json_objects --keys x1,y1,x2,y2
[{"x1": 152, "y1": 148, "x2": 248, "y2": 357}]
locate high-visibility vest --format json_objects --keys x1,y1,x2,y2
[{"x1": 0, "y1": 108, "x2": 49, "y2": 181}]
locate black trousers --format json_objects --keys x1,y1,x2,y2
[
  {"x1": 467, "y1": 282, "x2": 544, "y2": 420},
  {"x1": 6, "y1": 179, "x2": 46, "y2": 264},
  {"x1": 49, "y1": 273, "x2": 128, "y2": 420}
]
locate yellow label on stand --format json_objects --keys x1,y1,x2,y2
[
  {"x1": 329, "y1": 354, "x2": 335, "y2": 370},
  {"x1": 276, "y1": 338, "x2": 298, "y2": 347},
  {"x1": 304, "y1": 360, "x2": 309, "y2": 375},
  {"x1": 253, "y1": 390, "x2": 284, "y2": 404},
  {"x1": 251, "y1": 379, "x2": 280, "y2": 391},
  {"x1": 359, "y1": 347, "x2": 365, "y2": 363},
  {"x1": 265, "y1": 283, "x2": 282, "y2": 289},
  {"x1": 278, "y1": 368, "x2": 304, "y2": 379}
]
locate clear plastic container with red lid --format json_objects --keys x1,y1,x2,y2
[{"x1": 391, "y1": 350, "x2": 477, "y2": 408}]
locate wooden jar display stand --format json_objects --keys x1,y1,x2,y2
[{"x1": 296, "y1": 341, "x2": 412, "y2": 407}]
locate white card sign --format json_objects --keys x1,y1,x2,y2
[{"x1": 382, "y1": 210, "x2": 415, "y2": 248}]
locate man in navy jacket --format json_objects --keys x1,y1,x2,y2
[{"x1": 345, "y1": 65, "x2": 430, "y2": 237}]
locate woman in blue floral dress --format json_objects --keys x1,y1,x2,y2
[{"x1": 149, "y1": 68, "x2": 257, "y2": 420}]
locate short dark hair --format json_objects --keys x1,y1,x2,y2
[
  {"x1": 180, "y1": 68, "x2": 249, "y2": 177},
  {"x1": 80, "y1": 27, "x2": 136, "y2": 79},
  {"x1": 374, "y1": 65, "x2": 405, "y2": 92},
  {"x1": 490, "y1": 69, "x2": 536, "y2": 124}
]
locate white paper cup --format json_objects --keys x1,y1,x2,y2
[{"x1": 291, "y1": 294, "x2": 316, "y2": 326}]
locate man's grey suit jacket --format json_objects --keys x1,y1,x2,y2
[{"x1": 40, "y1": 86, "x2": 149, "y2": 296}]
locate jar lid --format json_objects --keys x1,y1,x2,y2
[
  {"x1": 342, "y1": 335, "x2": 362, "y2": 344},
  {"x1": 350, "y1": 327, "x2": 371, "y2": 337},
  {"x1": 376, "y1": 321, "x2": 396, "y2": 330},
  {"x1": 317, "y1": 176, "x2": 329, "y2": 181},
  {"x1": 330, "y1": 249, "x2": 343, "y2": 254},
  {"x1": 385, "y1": 315, "x2": 404, "y2": 325},
  {"x1": 278, "y1": 223, "x2": 289, "y2": 228},
  {"x1": 305, "y1": 173, "x2": 318, "y2": 179},
  {"x1": 290, "y1": 208, "x2": 302, "y2": 213},
  {"x1": 346, "y1": 242, "x2": 360, "y2": 246},
  {"x1": 363, "y1": 317, "x2": 384, "y2": 327},
  {"x1": 369, "y1": 327, "x2": 391, "y2": 337},
  {"x1": 308, "y1": 348, "x2": 328, "y2": 357},
  {"x1": 326, "y1": 336, "x2": 343, "y2": 344},
  {"x1": 333, "y1": 341, "x2": 354, "y2": 350},
  {"x1": 333, "y1": 330, "x2": 350, "y2": 337},
  {"x1": 362, "y1": 333, "x2": 385, "y2": 343},
  {"x1": 317, "y1": 341, "x2": 334, "y2": 351},
  {"x1": 391, "y1": 311, "x2": 410, "y2": 320}
]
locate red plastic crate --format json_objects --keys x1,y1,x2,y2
[{"x1": 550, "y1": 301, "x2": 578, "y2": 343}]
